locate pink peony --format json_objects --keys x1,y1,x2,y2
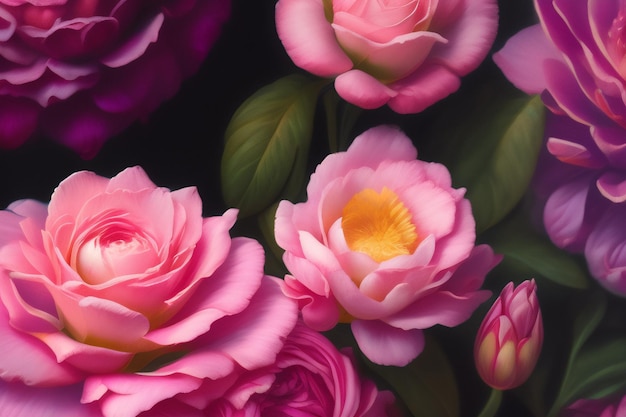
[
  {"x1": 0, "y1": 0, "x2": 230, "y2": 157},
  {"x1": 275, "y1": 125, "x2": 500, "y2": 366},
  {"x1": 474, "y1": 280, "x2": 543, "y2": 390},
  {"x1": 275, "y1": 0, "x2": 498, "y2": 113},
  {"x1": 561, "y1": 395, "x2": 626, "y2": 417},
  {"x1": 0, "y1": 166, "x2": 298, "y2": 417},
  {"x1": 204, "y1": 322, "x2": 398, "y2": 417}
]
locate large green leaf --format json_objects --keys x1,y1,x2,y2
[
  {"x1": 434, "y1": 90, "x2": 545, "y2": 232},
  {"x1": 365, "y1": 337, "x2": 460, "y2": 417},
  {"x1": 221, "y1": 75, "x2": 323, "y2": 217},
  {"x1": 547, "y1": 291, "x2": 608, "y2": 416},
  {"x1": 484, "y1": 209, "x2": 589, "y2": 289}
]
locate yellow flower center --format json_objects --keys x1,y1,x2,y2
[{"x1": 341, "y1": 187, "x2": 418, "y2": 263}]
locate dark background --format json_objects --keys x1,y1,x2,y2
[{"x1": 0, "y1": 0, "x2": 536, "y2": 216}]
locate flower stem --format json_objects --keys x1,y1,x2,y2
[{"x1": 478, "y1": 388, "x2": 502, "y2": 417}]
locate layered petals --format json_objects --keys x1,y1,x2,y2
[
  {"x1": 0, "y1": 166, "x2": 299, "y2": 416},
  {"x1": 276, "y1": 126, "x2": 498, "y2": 365},
  {"x1": 275, "y1": 0, "x2": 498, "y2": 113},
  {"x1": 0, "y1": 0, "x2": 231, "y2": 156}
]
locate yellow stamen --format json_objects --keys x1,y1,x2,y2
[{"x1": 342, "y1": 187, "x2": 418, "y2": 263}]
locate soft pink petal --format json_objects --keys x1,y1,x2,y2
[
  {"x1": 547, "y1": 137, "x2": 606, "y2": 168},
  {"x1": 0, "y1": 381, "x2": 102, "y2": 417},
  {"x1": 493, "y1": 24, "x2": 562, "y2": 94},
  {"x1": 333, "y1": 25, "x2": 444, "y2": 81},
  {"x1": 351, "y1": 319, "x2": 424, "y2": 366},
  {"x1": 83, "y1": 373, "x2": 203, "y2": 417},
  {"x1": 430, "y1": 0, "x2": 498, "y2": 75},
  {"x1": 334, "y1": 69, "x2": 397, "y2": 109},
  {"x1": 145, "y1": 238, "x2": 264, "y2": 345},
  {"x1": 387, "y1": 64, "x2": 461, "y2": 113},
  {"x1": 544, "y1": 178, "x2": 592, "y2": 250},
  {"x1": 195, "y1": 277, "x2": 298, "y2": 371},
  {"x1": 276, "y1": 0, "x2": 353, "y2": 77}
]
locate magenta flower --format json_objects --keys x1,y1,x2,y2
[
  {"x1": 494, "y1": 0, "x2": 626, "y2": 196},
  {"x1": 0, "y1": 0, "x2": 230, "y2": 157},
  {"x1": 561, "y1": 395, "x2": 626, "y2": 417},
  {"x1": 275, "y1": 125, "x2": 499, "y2": 366},
  {"x1": 275, "y1": 0, "x2": 498, "y2": 113},
  {"x1": 204, "y1": 322, "x2": 398, "y2": 417},
  {"x1": 0, "y1": 166, "x2": 298, "y2": 417},
  {"x1": 474, "y1": 280, "x2": 543, "y2": 390}
]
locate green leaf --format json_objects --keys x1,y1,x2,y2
[
  {"x1": 221, "y1": 75, "x2": 323, "y2": 218},
  {"x1": 484, "y1": 209, "x2": 589, "y2": 289},
  {"x1": 434, "y1": 90, "x2": 545, "y2": 232},
  {"x1": 257, "y1": 202, "x2": 286, "y2": 272},
  {"x1": 559, "y1": 338, "x2": 626, "y2": 407},
  {"x1": 547, "y1": 291, "x2": 607, "y2": 416},
  {"x1": 365, "y1": 337, "x2": 460, "y2": 417}
]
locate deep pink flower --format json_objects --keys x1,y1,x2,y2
[
  {"x1": 0, "y1": 166, "x2": 298, "y2": 417},
  {"x1": 494, "y1": 0, "x2": 626, "y2": 183},
  {"x1": 474, "y1": 280, "x2": 543, "y2": 390},
  {"x1": 204, "y1": 322, "x2": 398, "y2": 417},
  {"x1": 275, "y1": 0, "x2": 498, "y2": 113},
  {"x1": 0, "y1": 0, "x2": 230, "y2": 157},
  {"x1": 275, "y1": 125, "x2": 499, "y2": 366},
  {"x1": 561, "y1": 395, "x2": 626, "y2": 417}
]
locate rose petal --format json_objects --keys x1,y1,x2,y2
[{"x1": 351, "y1": 319, "x2": 425, "y2": 366}]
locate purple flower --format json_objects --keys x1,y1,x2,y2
[
  {"x1": 561, "y1": 395, "x2": 626, "y2": 417},
  {"x1": 0, "y1": 0, "x2": 230, "y2": 157}
]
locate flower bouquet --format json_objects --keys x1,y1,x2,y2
[{"x1": 0, "y1": 0, "x2": 625, "y2": 416}]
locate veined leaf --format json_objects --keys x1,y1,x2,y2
[{"x1": 221, "y1": 75, "x2": 323, "y2": 217}]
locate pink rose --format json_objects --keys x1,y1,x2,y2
[
  {"x1": 0, "y1": 166, "x2": 298, "y2": 417},
  {"x1": 275, "y1": 0, "x2": 498, "y2": 113},
  {"x1": 205, "y1": 322, "x2": 398, "y2": 417},
  {"x1": 275, "y1": 125, "x2": 500, "y2": 366},
  {"x1": 0, "y1": 0, "x2": 230, "y2": 157}
]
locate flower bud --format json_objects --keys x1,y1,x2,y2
[{"x1": 474, "y1": 279, "x2": 543, "y2": 390}]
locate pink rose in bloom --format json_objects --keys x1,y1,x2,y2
[
  {"x1": 275, "y1": 0, "x2": 498, "y2": 113},
  {"x1": 275, "y1": 125, "x2": 500, "y2": 366},
  {"x1": 474, "y1": 280, "x2": 543, "y2": 390},
  {"x1": 204, "y1": 322, "x2": 398, "y2": 417},
  {"x1": 0, "y1": 166, "x2": 298, "y2": 417},
  {"x1": 0, "y1": 0, "x2": 230, "y2": 157},
  {"x1": 561, "y1": 395, "x2": 626, "y2": 417}
]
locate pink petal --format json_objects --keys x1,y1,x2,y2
[
  {"x1": 430, "y1": 0, "x2": 498, "y2": 75},
  {"x1": 145, "y1": 238, "x2": 265, "y2": 345},
  {"x1": 0, "y1": 381, "x2": 102, "y2": 417},
  {"x1": 544, "y1": 178, "x2": 592, "y2": 250},
  {"x1": 100, "y1": 13, "x2": 164, "y2": 68},
  {"x1": 0, "y1": 301, "x2": 83, "y2": 386},
  {"x1": 276, "y1": 0, "x2": 353, "y2": 77},
  {"x1": 387, "y1": 64, "x2": 461, "y2": 113},
  {"x1": 596, "y1": 171, "x2": 626, "y2": 203},
  {"x1": 493, "y1": 24, "x2": 562, "y2": 94},
  {"x1": 351, "y1": 319, "x2": 424, "y2": 366},
  {"x1": 83, "y1": 373, "x2": 203, "y2": 417},
  {"x1": 334, "y1": 69, "x2": 397, "y2": 109}
]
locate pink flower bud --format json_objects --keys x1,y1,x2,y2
[{"x1": 474, "y1": 279, "x2": 543, "y2": 390}]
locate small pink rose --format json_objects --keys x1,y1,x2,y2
[
  {"x1": 275, "y1": 125, "x2": 499, "y2": 366},
  {"x1": 0, "y1": 166, "x2": 298, "y2": 417},
  {"x1": 205, "y1": 322, "x2": 399, "y2": 417},
  {"x1": 276, "y1": 0, "x2": 498, "y2": 113}
]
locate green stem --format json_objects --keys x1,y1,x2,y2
[{"x1": 477, "y1": 388, "x2": 503, "y2": 417}]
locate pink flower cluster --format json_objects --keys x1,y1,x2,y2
[
  {"x1": 0, "y1": 0, "x2": 230, "y2": 157},
  {"x1": 276, "y1": 125, "x2": 499, "y2": 366},
  {"x1": 495, "y1": 0, "x2": 626, "y2": 296},
  {"x1": 0, "y1": 167, "x2": 395, "y2": 416},
  {"x1": 275, "y1": 0, "x2": 498, "y2": 113}
]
